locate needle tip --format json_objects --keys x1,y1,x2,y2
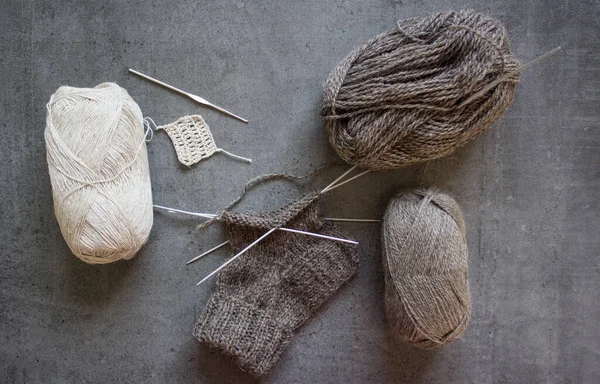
[{"x1": 230, "y1": 114, "x2": 248, "y2": 124}]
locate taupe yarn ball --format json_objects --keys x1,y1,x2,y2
[
  {"x1": 45, "y1": 83, "x2": 153, "y2": 264},
  {"x1": 382, "y1": 189, "x2": 470, "y2": 349},
  {"x1": 322, "y1": 10, "x2": 520, "y2": 171}
]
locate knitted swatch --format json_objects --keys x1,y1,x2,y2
[
  {"x1": 157, "y1": 115, "x2": 251, "y2": 166},
  {"x1": 193, "y1": 193, "x2": 359, "y2": 377}
]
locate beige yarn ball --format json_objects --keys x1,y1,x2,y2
[
  {"x1": 382, "y1": 189, "x2": 470, "y2": 348},
  {"x1": 45, "y1": 83, "x2": 153, "y2": 264}
]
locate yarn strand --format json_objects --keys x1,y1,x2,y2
[
  {"x1": 382, "y1": 189, "x2": 470, "y2": 348},
  {"x1": 322, "y1": 10, "x2": 523, "y2": 171},
  {"x1": 45, "y1": 83, "x2": 153, "y2": 264},
  {"x1": 217, "y1": 148, "x2": 253, "y2": 163}
]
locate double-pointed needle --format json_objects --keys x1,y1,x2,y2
[
  {"x1": 153, "y1": 205, "x2": 358, "y2": 248},
  {"x1": 193, "y1": 165, "x2": 371, "y2": 285}
]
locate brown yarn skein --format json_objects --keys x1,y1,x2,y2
[
  {"x1": 382, "y1": 189, "x2": 470, "y2": 349},
  {"x1": 322, "y1": 10, "x2": 520, "y2": 171}
]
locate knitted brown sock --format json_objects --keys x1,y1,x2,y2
[{"x1": 193, "y1": 193, "x2": 359, "y2": 377}]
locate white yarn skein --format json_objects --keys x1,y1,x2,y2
[{"x1": 45, "y1": 83, "x2": 153, "y2": 264}]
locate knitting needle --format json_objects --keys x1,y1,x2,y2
[
  {"x1": 197, "y1": 228, "x2": 277, "y2": 285},
  {"x1": 128, "y1": 68, "x2": 248, "y2": 123},
  {"x1": 155, "y1": 204, "x2": 376, "y2": 222},
  {"x1": 324, "y1": 218, "x2": 381, "y2": 222},
  {"x1": 154, "y1": 205, "x2": 358, "y2": 242},
  {"x1": 153, "y1": 204, "x2": 215, "y2": 219},
  {"x1": 322, "y1": 170, "x2": 371, "y2": 193},
  {"x1": 185, "y1": 226, "x2": 360, "y2": 266},
  {"x1": 154, "y1": 205, "x2": 358, "y2": 265},
  {"x1": 186, "y1": 241, "x2": 231, "y2": 265},
  {"x1": 458, "y1": 46, "x2": 562, "y2": 108},
  {"x1": 193, "y1": 166, "x2": 370, "y2": 283},
  {"x1": 188, "y1": 228, "x2": 358, "y2": 266},
  {"x1": 277, "y1": 228, "x2": 358, "y2": 244},
  {"x1": 320, "y1": 165, "x2": 357, "y2": 193},
  {"x1": 158, "y1": 163, "x2": 371, "y2": 222},
  {"x1": 185, "y1": 229, "x2": 359, "y2": 266}
]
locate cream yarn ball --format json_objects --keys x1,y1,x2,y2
[{"x1": 45, "y1": 83, "x2": 153, "y2": 264}]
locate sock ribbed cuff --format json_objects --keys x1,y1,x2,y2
[{"x1": 193, "y1": 293, "x2": 292, "y2": 377}]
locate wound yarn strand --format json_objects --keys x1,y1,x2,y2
[
  {"x1": 322, "y1": 10, "x2": 521, "y2": 171},
  {"x1": 382, "y1": 189, "x2": 470, "y2": 349},
  {"x1": 45, "y1": 83, "x2": 153, "y2": 264}
]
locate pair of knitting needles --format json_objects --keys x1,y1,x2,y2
[
  {"x1": 154, "y1": 166, "x2": 377, "y2": 264},
  {"x1": 128, "y1": 68, "x2": 248, "y2": 123},
  {"x1": 153, "y1": 165, "x2": 375, "y2": 284},
  {"x1": 194, "y1": 166, "x2": 372, "y2": 285},
  {"x1": 153, "y1": 203, "x2": 379, "y2": 265},
  {"x1": 155, "y1": 203, "x2": 363, "y2": 244},
  {"x1": 153, "y1": 205, "x2": 376, "y2": 240}
]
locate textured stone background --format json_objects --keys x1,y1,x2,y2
[{"x1": 1, "y1": 0, "x2": 598, "y2": 383}]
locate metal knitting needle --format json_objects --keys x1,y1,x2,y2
[
  {"x1": 153, "y1": 205, "x2": 215, "y2": 219},
  {"x1": 155, "y1": 205, "x2": 377, "y2": 223},
  {"x1": 153, "y1": 205, "x2": 359, "y2": 244},
  {"x1": 458, "y1": 46, "x2": 562, "y2": 108},
  {"x1": 197, "y1": 228, "x2": 277, "y2": 285},
  {"x1": 324, "y1": 218, "x2": 381, "y2": 223},
  {"x1": 189, "y1": 228, "x2": 358, "y2": 266},
  {"x1": 186, "y1": 229, "x2": 358, "y2": 266},
  {"x1": 277, "y1": 228, "x2": 358, "y2": 244},
  {"x1": 322, "y1": 170, "x2": 371, "y2": 193},
  {"x1": 128, "y1": 68, "x2": 248, "y2": 123},
  {"x1": 186, "y1": 241, "x2": 230, "y2": 265},
  {"x1": 159, "y1": 163, "x2": 373, "y2": 224},
  {"x1": 193, "y1": 167, "x2": 373, "y2": 284},
  {"x1": 320, "y1": 165, "x2": 357, "y2": 193}
]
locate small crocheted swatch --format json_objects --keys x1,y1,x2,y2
[{"x1": 157, "y1": 115, "x2": 251, "y2": 167}]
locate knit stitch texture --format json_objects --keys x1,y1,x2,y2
[
  {"x1": 193, "y1": 193, "x2": 359, "y2": 377},
  {"x1": 322, "y1": 10, "x2": 520, "y2": 171}
]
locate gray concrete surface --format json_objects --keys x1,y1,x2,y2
[{"x1": 1, "y1": 0, "x2": 598, "y2": 383}]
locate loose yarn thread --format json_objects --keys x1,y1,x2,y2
[
  {"x1": 195, "y1": 163, "x2": 338, "y2": 231},
  {"x1": 45, "y1": 83, "x2": 153, "y2": 264},
  {"x1": 382, "y1": 189, "x2": 470, "y2": 348},
  {"x1": 322, "y1": 10, "x2": 520, "y2": 171}
]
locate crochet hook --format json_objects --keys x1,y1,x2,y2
[{"x1": 128, "y1": 68, "x2": 248, "y2": 123}]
